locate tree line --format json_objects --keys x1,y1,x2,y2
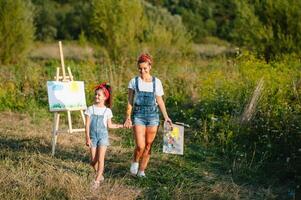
[{"x1": 1, "y1": 0, "x2": 301, "y2": 64}]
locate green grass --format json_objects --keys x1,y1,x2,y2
[{"x1": 0, "y1": 112, "x2": 288, "y2": 200}]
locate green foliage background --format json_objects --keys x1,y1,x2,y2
[{"x1": 0, "y1": 0, "x2": 300, "y2": 195}]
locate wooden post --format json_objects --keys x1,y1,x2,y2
[
  {"x1": 59, "y1": 41, "x2": 66, "y2": 80},
  {"x1": 52, "y1": 112, "x2": 60, "y2": 156},
  {"x1": 80, "y1": 110, "x2": 86, "y2": 125},
  {"x1": 67, "y1": 110, "x2": 73, "y2": 133}
]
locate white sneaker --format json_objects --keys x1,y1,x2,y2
[
  {"x1": 130, "y1": 162, "x2": 139, "y2": 175},
  {"x1": 137, "y1": 170, "x2": 146, "y2": 177}
]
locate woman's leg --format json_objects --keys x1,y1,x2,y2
[
  {"x1": 139, "y1": 126, "x2": 158, "y2": 171},
  {"x1": 90, "y1": 147, "x2": 98, "y2": 172},
  {"x1": 133, "y1": 125, "x2": 146, "y2": 162},
  {"x1": 95, "y1": 146, "x2": 107, "y2": 181}
]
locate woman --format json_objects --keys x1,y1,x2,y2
[{"x1": 124, "y1": 53, "x2": 172, "y2": 177}]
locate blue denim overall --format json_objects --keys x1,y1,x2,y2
[
  {"x1": 90, "y1": 106, "x2": 109, "y2": 147},
  {"x1": 132, "y1": 76, "x2": 159, "y2": 126}
]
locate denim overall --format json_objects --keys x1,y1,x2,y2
[
  {"x1": 132, "y1": 76, "x2": 159, "y2": 126},
  {"x1": 90, "y1": 106, "x2": 109, "y2": 147}
]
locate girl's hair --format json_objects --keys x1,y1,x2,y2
[
  {"x1": 94, "y1": 83, "x2": 112, "y2": 108},
  {"x1": 137, "y1": 53, "x2": 152, "y2": 66}
]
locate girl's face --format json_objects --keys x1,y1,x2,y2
[
  {"x1": 138, "y1": 62, "x2": 151, "y2": 76},
  {"x1": 94, "y1": 89, "x2": 106, "y2": 103}
]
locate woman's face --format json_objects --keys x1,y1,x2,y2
[{"x1": 138, "y1": 62, "x2": 151, "y2": 76}]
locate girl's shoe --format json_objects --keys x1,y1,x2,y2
[
  {"x1": 97, "y1": 175, "x2": 105, "y2": 182},
  {"x1": 91, "y1": 176, "x2": 104, "y2": 190},
  {"x1": 137, "y1": 170, "x2": 146, "y2": 178},
  {"x1": 130, "y1": 162, "x2": 139, "y2": 175},
  {"x1": 91, "y1": 180, "x2": 100, "y2": 190}
]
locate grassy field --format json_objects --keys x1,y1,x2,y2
[
  {"x1": 1, "y1": 41, "x2": 300, "y2": 199},
  {"x1": 0, "y1": 111, "x2": 287, "y2": 199}
]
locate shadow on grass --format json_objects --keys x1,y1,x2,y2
[
  {"x1": 111, "y1": 131, "x2": 232, "y2": 199},
  {"x1": 0, "y1": 134, "x2": 135, "y2": 178},
  {"x1": 1, "y1": 131, "x2": 281, "y2": 199},
  {"x1": 0, "y1": 135, "x2": 89, "y2": 163}
]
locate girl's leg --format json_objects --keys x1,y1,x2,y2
[
  {"x1": 90, "y1": 147, "x2": 98, "y2": 172},
  {"x1": 133, "y1": 125, "x2": 146, "y2": 162},
  {"x1": 95, "y1": 146, "x2": 107, "y2": 182},
  {"x1": 139, "y1": 126, "x2": 158, "y2": 171}
]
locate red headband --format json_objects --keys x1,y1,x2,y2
[
  {"x1": 94, "y1": 83, "x2": 110, "y2": 100},
  {"x1": 138, "y1": 53, "x2": 152, "y2": 65}
]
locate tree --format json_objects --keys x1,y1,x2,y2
[
  {"x1": 0, "y1": 0, "x2": 34, "y2": 64},
  {"x1": 33, "y1": 0, "x2": 58, "y2": 41},
  {"x1": 230, "y1": 0, "x2": 301, "y2": 61},
  {"x1": 91, "y1": 0, "x2": 146, "y2": 62},
  {"x1": 143, "y1": 2, "x2": 192, "y2": 60}
]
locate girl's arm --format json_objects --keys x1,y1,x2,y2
[
  {"x1": 156, "y1": 96, "x2": 172, "y2": 125},
  {"x1": 124, "y1": 89, "x2": 134, "y2": 128},
  {"x1": 107, "y1": 118, "x2": 123, "y2": 129},
  {"x1": 85, "y1": 115, "x2": 91, "y2": 147}
]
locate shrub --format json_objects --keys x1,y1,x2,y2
[{"x1": 0, "y1": 0, "x2": 34, "y2": 64}]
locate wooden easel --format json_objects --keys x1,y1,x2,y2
[{"x1": 51, "y1": 41, "x2": 86, "y2": 156}]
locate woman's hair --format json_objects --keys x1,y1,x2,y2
[
  {"x1": 137, "y1": 53, "x2": 152, "y2": 66},
  {"x1": 94, "y1": 83, "x2": 112, "y2": 108}
]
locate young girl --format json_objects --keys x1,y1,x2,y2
[{"x1": 85, "y1": 82, "x2": 123, "y2": 188}]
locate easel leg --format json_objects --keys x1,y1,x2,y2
[
  {"x1": 52, "y1": 112, "x2": 60, "y2": 156},
  {"x1": 80, "y1": 110, "x2": 86, "y2": 125},
  {"x1": 67, "y1": 111, "x2": 73, "y2": 133}
]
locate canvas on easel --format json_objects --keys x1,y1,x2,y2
[
  {"x1": 47, "y1": 81, "x2": 86, "y2": 111},
  {"x1": 47, "y1": 41, "x2": 86, "y2": 156}
]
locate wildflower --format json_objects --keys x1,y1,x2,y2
[{"x1": 211, "y1": 116, "x2": 218, "y2": 121}]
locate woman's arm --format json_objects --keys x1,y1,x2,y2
[
  {"x1": 85, "y1": 115, "x2": 91, "y2": 147},
  {"x1": 156, "y1": 96, "x2": 172, "y2": 125},
  {"x1": 124, "y1": 89, "x2": 134, "y2": 128},
  {"x1": 107, "y1": 118, "x2": 123, "y2": 129}
]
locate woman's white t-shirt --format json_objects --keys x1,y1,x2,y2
[
  {"x1": 128, "y1": 76, "x2": 164, "y2": 96},
  {"x1": 84, "y1": 105, "x2": 113, "y2": 127}
]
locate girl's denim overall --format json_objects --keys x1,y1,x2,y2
[
  {"x1": 132, "y1": 76, "x2": 159, "y2": 126},
  {"x1": 90, "y1": 106, "x2": 109, "y2": 147}
]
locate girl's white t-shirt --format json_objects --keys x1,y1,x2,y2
[
  {"x1": 128, "y1": 76, "x2": 164, "y2": 96},
  {"x1": 84, "y1": 105, "x2": 113, "y2": 127}
]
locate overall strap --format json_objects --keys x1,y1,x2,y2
[
  {"x1": 102, "y1": 108, "x2": 107, "y2": 116},
  {"x1": 135, "y1": 76, "x2": 140, "y2": 92},
  {"x1": 92, "y1": 105, "x2": 95, "y2": 115},
  {"x1": 152, "y1": 76, "x2": 156, "y2": 93}
]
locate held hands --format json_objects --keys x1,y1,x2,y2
[{"x1": 124, "y1": 118, "x2": 132, "y2": 129}]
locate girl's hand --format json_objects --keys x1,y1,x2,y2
[
  {"x1": 124, "y1": 118, "x2": 132, "y2": 128},
  {"x1": 85, "y1": 138, "x2": 91, "y2": 147}
]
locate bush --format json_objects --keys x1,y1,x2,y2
[
  {"x1": 90, "y1": 0, "x2": 146, "y2": 63},
  {"x1": 0, "y1": 0, "x2": 34, "y2": 64}
]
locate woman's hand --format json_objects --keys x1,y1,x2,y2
[
  {"x1": 165, "y1": 117, "x2": 173, "y2": 127},
  {"x1": 124, "y1": 118, "x2": 132, "y2": 128}
]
